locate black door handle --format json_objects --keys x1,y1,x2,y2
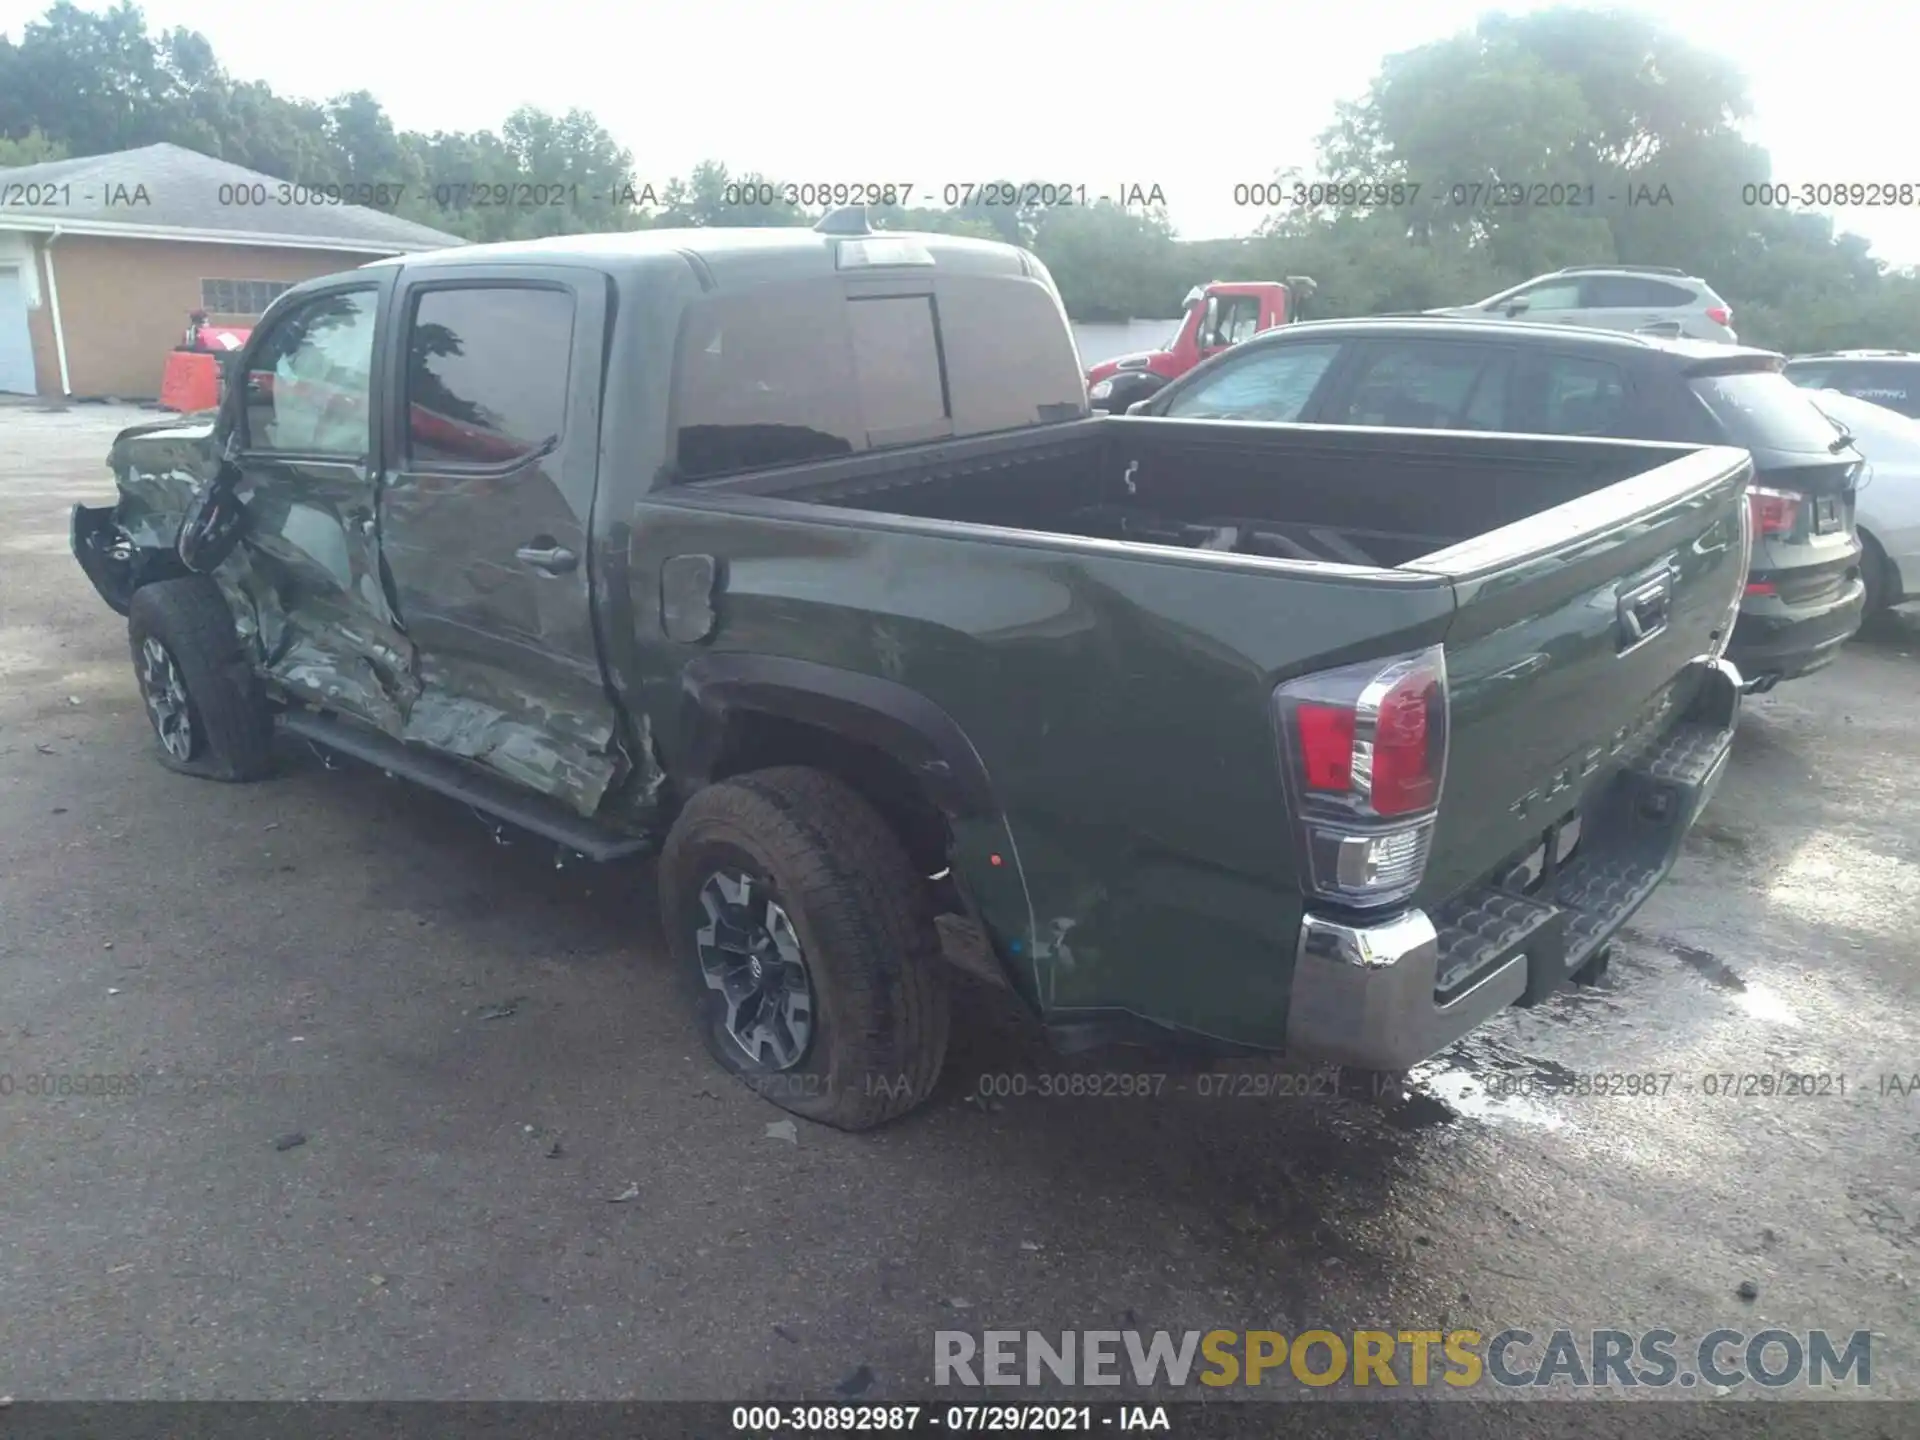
[{"x1": 516, "y1": 543, "x2": 579, "y2": 575}]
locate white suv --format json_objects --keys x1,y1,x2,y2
[{"x1": 1427, "y1": 265, "x2": 1738, "y2": 344}]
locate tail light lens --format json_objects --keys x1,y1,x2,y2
[
  {"x1": 1748, "y1": 485, "x2": 1802, "y2": 537},
  {"x1": 1274, "y1": 646, "x2": 1448, "y2": 907},
  {"x1": 1706, "y1": 305, "x2": 1733, "y2": 327}
]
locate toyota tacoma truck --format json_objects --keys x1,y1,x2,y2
[{"x1": 71, "y1": 209, "x2": 1749, "y2": 1131}]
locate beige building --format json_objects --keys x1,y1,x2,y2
[{"x1": 0, "y1": 143, "x2": 464, "y2": 399}]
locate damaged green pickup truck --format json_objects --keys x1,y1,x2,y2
[{"x1": 73, "y1": 211, "x2": 1750, "y2": 1130}]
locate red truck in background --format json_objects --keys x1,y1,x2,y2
[{"x1": 1085, "y1": 277, "x2": 1316, "y2": 412}]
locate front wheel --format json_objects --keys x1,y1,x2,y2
[
  {"x1": 126, "y1": 577, "x2": 274, "y2": 781},
  {"x1": 658, "y1": 766, "x2": 951, "y2": 1131}
]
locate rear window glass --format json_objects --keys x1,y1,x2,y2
[
  {"x1": 1689, "y1": 370, "x2": 1848, "y2": 454},
  {"x1": 846, "y1": 296, "x2": 949, "y2": 442},
  {"x1": 671, "y1": 274, "x2": 1085, "y2": 482},
  {"x1": 1827, "y1": 363, "x2": 1920, "y2": 416}
]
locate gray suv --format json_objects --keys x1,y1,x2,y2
[{"x1": 1427, "y1": 265, "x2": 1738, "y2": 344}]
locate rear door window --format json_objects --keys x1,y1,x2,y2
[
  {"x1": 1159, "y1": 342, "x2": 1342, "y2": 421},
  {"x1": 406, "y1": 286, "x2": 574, "y2": 465},
  {"x1": 1334, "y1": 341, "x2": 1511, "y2": 429},
  {"x1": 1690, "y1": 370, "x2": 1853, "y2": 454},
  {"x1": 1512, "y1": 354, "x2": 1632, "y2": 436}
]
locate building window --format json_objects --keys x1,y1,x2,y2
[{"x1": 202, "y1": 278, "x2": 295, "y2": 315}]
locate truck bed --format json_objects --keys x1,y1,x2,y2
[{"x1": 694, "y1": 414, "x2": 1692, "y2": 570}]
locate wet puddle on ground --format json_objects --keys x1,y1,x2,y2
[{"x1": 1402, "y1": 923, "x2": 1807, "y2": 1130}]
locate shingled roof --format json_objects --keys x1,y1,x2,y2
[{"x1": 0, "y1": 142, "x2": 466, "y2": 253}]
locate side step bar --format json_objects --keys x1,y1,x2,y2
[{"x1": 277, "y1": 708, "x2": 655, "y2": 863}]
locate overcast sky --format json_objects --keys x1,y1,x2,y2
[{"x1": 5, "y1": 0, "x2": 1914, "y2": 264}]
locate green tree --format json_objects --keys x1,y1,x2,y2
[
  {"x1": 8, "y1": 1, "x2": 1920, "y2": 346},
  {"x1": 0, "y1": 127, "x2": 69, "y2": 166},
  {"x1": 1031, "y1": 202, "x2": 1180, "y2": 321},
  {"x1": 653, "y1": 161, "x2": 808, "y2": 228},
  {"x1": 2, "y1": 1, "x2": 178, "y2": 154},
  {"x1": 1299, "y1": 6, "x2": 1920, "y2": 353}
]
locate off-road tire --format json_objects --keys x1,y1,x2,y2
[
  {"x1": 659, "y1": 766, "x2": 950, "y2": 1131},
  {"x1": 126, "y1": 577, "x2": 274, "y2": 781}
]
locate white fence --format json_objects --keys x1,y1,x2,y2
[{"x1": 1070, "y1": 319, "x2": 1182, "y2": 368}]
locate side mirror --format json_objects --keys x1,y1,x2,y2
[
  {"x1": 1503, "y1": 298, "x2": 1531, "y2": 317},
  {"x1": 176, "y1": 465, "x2": 248, "y2": 574},
  {"x1": 1094, "y1": 371, "x2": 1164, "y2": 414}
]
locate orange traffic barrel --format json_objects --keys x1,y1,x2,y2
[{"x1": 159, "y1": 350, "x2": 222, "y2": 413}]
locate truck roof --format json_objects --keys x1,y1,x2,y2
[
  {"x1": 1254, "y1": 315, "x2": 1784, "y2": 370},
  {"x1": 359, "y1": 225, "x2": 1037, "y2": 288}
]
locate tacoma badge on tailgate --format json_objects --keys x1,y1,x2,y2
[{"x1": 1508, "y1": 688, "x2": 1676, "y2": 821}]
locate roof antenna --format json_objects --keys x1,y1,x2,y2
[{"x1": 814, "y1": 204, "x2": 872, "y2": 236}]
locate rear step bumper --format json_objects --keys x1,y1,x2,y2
[{"x1": 1284, "y1": 658, "x2": 1740, "y2": 1073}]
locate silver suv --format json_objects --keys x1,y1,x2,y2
[{"x1": 1427, "y1": 265, "x2": 1737, "y2": 344}]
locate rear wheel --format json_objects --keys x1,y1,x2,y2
[
  {"x1": 658, "y1": 766, "x2": 950, "y2": 1131},
  {"x1": 126, "y1": 578, "x2": 274, "y2": 781},
  {"x1": 1860, "y1": 528, "x2": 1895, "y2": 618}
]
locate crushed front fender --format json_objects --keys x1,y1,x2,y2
[{"x1": 70, "y1": 503, "x2": 140, "y2": 615}]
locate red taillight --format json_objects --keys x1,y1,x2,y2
[
  {"x1": 1276, "y1": 648, "x2": 1448, "y2": 819},
  {"x1": 1748, "y1": 486, "x2": 1802, "y2": 537},
  {"x1": 1297, "y1": 704, "x2": 1355, "y2": 791},
  {"x1": 1706, "y1": 305, "x2": 1732, "y2": 327},
  {"x1": 1294, "y1": 678, "x2": 1439, "y2": 813},
  {"x1": 1746, "y1": 580, "x2": 1777, "y2": 597},
  {"x1": 1273, "y1": 646, "x2": 1449, "y2": 907},
  {"x1": 1370, "y1": 675, "x2": 1441, "y2": 816}
]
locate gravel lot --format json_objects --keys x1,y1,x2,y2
[{"x1": 2, "y1": 404, "x2": 1916, "y2": 1430}]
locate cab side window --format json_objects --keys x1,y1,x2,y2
[
  {"x1": 243, "y1": 289, "x2": 379, "y2": 457},
  {"x1": 1198, "y1": 295, "x2": 1262, "y2": 350}
]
